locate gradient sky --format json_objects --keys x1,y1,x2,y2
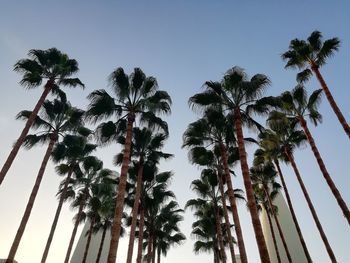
[{"x1": 0, "y1": 1, "x2": 349, "y2": 262}]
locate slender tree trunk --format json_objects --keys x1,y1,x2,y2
[
  {"x1": 263, "y1": 186, "x2": 292, "y2": 263},
  {"x1": 95, "y1": 224, "x2": 107, "y2": 263},
  {"x1": 82, "y1": 219, "x2": 95, "y2": 263},
  {"x1": 157, "y1": 245, "x2": 161, "y2": 263},
  {"x1": 233, "y1": 108, "x2": 270, "y2": 263},
  {"x1": 214, "y1": 203, "x2": 227, "y2": 263},
  {"x1": 274, "y1": 159, "x2": 312, "y2": 262},
  {"x1": 41, "y1": 166, "x2": 74, "y2": 263},
  {"x1": 284, "y1": 147, "x2": 337, "y2": 263},
  {"x1": 126, "y1": 159, "x2": 144, "y2": 263},
  {"x1": 136, "y1": 196, "x2": 145, "y2": 263},
  {"x1": 64, "y1": 191, "x2": 87, "y2": 263},
  {"x1": 152, "y1": 236, "x2": 156, "y2": 263},
  {"x1": 107, "y1": 113, "x2": 135, "y2": 263},
  {"x1": 299, "y1": 116, "x2": 350, "y2": 224},
  {"x1": 217, "y1": 171, "x2": 237, "y2": 263},
  {"x1": 214, "y1": 248, "x2": 219, "y2": 263},
  {"x1": 6, "y1": 135, "x2": 56, "y2": 263},
  {"x1": 219, "y1": 142, "x2": 247, "y2": 263},
  {"x1": 266, "y1": 206, "x2": 282, "y2": 263},
  {"x1": 0, "y1": 80, "x2": 54, "y2": 185},
  {"x1": 310, "y1": 64, "x2": 350, "y2": 139},
  {"x1": 146, "y1": 230, "x2": 153, "y2": 263}
]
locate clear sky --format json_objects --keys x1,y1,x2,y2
[{"x1": 0, "y1": 1, "x2": 349, "y2": 262}]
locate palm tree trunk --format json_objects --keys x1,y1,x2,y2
[
  {"x1": 217, "y1": 171, "x2": 237, "y2": 263},
  {"x1": 157, "y1": 246, "x2": 161, "y2": 263},
  {"x1": 299, "y1": 116, "x2": 350, "y2": 224},
  {"x1": 274, "y1": 159, "x2": 312, "y2": 262},
  {"x1": 64, "y1": 192, "x2": 87, "y2": 263},
  {"x1": 41, "y1": 166, "x2": 74, "y2": 263},
  {"x1": 284, "y1": 147, "x2": 337, "y2": 263},
  {"x1": 214, "y1": 203, "x2": 227, "y2": 263},
  {"x1": 152, "y1": 236, "x2": 156, "y2": 263},
  {"x1": 126, "y1": 159, "x2": 144, "y2": 263},
  {"x1": 233, "y1": 108, "x2": 270, "y2": 263},
  {"x1": 0, "y1": 79, "x2": 54, "y2": 185},
  {"x1": 146, "y1": 230, "x2": 153, "y2": 263},
  {"x1": 136, "y1": 195, "x2": 145, "y2": 263},
  {"x1": 6, "y1": 135, "x2": 56, "y2": 263},
  {"x1": 310, "y1": 64, "x2": 350, "y2": 138},
  {"x1": 95, "y1": 224, "x2": 107, "y2": 263},
  {"x1": 263, "y1": 186, "x2": 292, "y2": 263},
  {"x1": 219, "y1": 142, "x2": 247, "y2": 263},
  {"x1": 214, "y1": 247, "x2": 219, "y2": 263},
  {"x1": 266, "y1": 206, "x2": 282, "y2": 263},
  {"x1": 82, "y1": 219, "x2": 95, "y2": 263},
  {"x1": 107, "y1": 113, "x2": 135, "y2": 263}
]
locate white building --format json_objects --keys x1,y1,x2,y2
[
  {"x1": 260, "y1": 193, "x2": 309, "y2": 263},
  {"x1": 70, "y1": 221, "x2": 111, "y2": 263}
]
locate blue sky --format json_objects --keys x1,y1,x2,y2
[{"x1": 0, "y1": 1, "x2": 349, "y2": 262}]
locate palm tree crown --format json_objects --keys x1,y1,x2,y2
[
  {"x1": 281, "y1": 31, "x2": 340, "y2": 82},
  {"x1": 0, "y1": 48, "x2": 84, "y2": 185}
]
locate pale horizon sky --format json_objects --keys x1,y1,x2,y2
[{"x1": 0, "y1": 1, "x2": 349, "y2": 263}]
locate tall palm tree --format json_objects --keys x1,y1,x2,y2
[
  {"x1": 137, "y1": 170, "x2": 176, "y2": 263},
  {"x1": 276, "y1": 85, "x2": 350, "y2": 223},
  {"x1": 41, "y1": 133, "x2": 96, "y2": 263},
  {"x1": 0, "y1": 48, "x2": 84, "y2": 185},
  {"x1": 254, "y1": 135, "x2": 312, "y2": 262},
  {"x1": 282, "y1": 31, "x2": 350, "y2": 138},
  {"x1": 183, "y1": 107, "x2": 248, "y2": 263},
  {"x1": 6, "y1": 100, "x2": 84, "y2": 263},
  {"x1": 186, "y1": 166, "x2": 245, "y2": 263},
  {"x1": 186, "y1": 143, "x2": 245, "y2": 263},
  {"x1": 265, "y1": 113, "x2": 337, "y2": 262},
  {"x1": 93, "y1": 192, "x2": 115, "y2": 263},
  {"x1": 189, "y1": 201, "x2": 226, "y2": 263},
  {"x1": 86, "y1": 67, "x2": 171, "y2": 263},
  {"x1": 187, "y1": 173, "x2": 228, "y2": 263},
  {"x1": 250, "y1": 163, "x2": 292, "y2": 263},
  {"x1": 117, "y1": 127, "x2": 173, "y2": 263},
  {"x1": 80, "y1": 174, "x2": 118, "y2": 263},
  {"x1": 63, "y1": 157, "x2": 110, "y2": 263},
  {"x1": 152, "y1": 200, "x2": 186, "y2": 263},
  {"x1": 189, "y1": 67, "x2": 273, "y2": 263}
]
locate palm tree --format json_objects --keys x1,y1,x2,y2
[
  {"x1": 265, "y1": 113, "x2": 337, "y2": 262},
  {"x1": 276, "y1": 85, "x2": 350, "y2": 223},
  {"x1": 93, "y1": 193, "x2": 115, "y2": 263},
  {"x1": 254, "y1": 134, "x2": 312, "y2": 262},
  {"x1": 187, "y1": 173, "x2": 228, "y2": 263},
  {"x1": 6, "y1": 99, "x2": 84, "y2": 263},
  {"x1": 183, "y1": 107, "x2": 248, "y2": 263},
  {"x1": 41, "y1": 133, "x2": 96, "y2": 263},
  {"x1": 189, "y1": 201, "x2": 225, "y2": 263},
  {"x1": 81, "y1": 174, "x2": 117, "y2": 263},
  {"x1": 86, "y1": 67, "x2": 171, "y2": 263},
  {"x1": 137, "y1": 170, "x2": 176, "y2": 263},
  {"x1": 0, "y1": 48, "x2": 84, "y2": 185},
  {"x1": 63, "y1": 157, "x2": 110, "y2": 263},
  {"x1": 282, "y1": 31, "x2": 350, "y2": 138},
  {"x1": 189, "y1": 67, "x2": 272, "y2": 262},
  {"x1": 250, "y1": 163, "x2": 292, "y2": 263},
  {"x1": 118, "y1": 127, "x2": 173, "y2": 263},
  {"x1": 152, "y1": 201, "x2": 186, "y2": 263},
  {"x1": 186, "y1": 143, "x2": 245, "y2": 263}
]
